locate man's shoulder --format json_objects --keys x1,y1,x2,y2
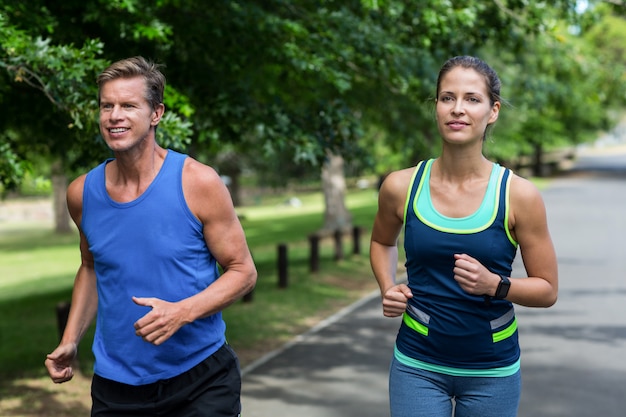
[
  {"x1": 181, "y1": 155, "x2": 218, "y2": 176},
  {"x1": 68, "y1": 173, "x2": 88, "y2": 194},
  {"x1": 181, "y1": 156, "x2": 223, "y2": 193}
]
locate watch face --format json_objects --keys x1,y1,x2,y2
[{"x1": 496, "y1": 278, "x2": 510, "y2": 299}]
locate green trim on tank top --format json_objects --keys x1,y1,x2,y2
[
  {"x1": 414, "y1": 159, "x2": 503, "y2": 234},
  {"x1": 394, "y1": 345, "x2": 521, "y2": 377},
  {"x1": 402, "y1": 161, "x2": 423, "y2": 224}
]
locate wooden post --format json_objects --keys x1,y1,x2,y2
[
  {"x1": 352, "y1": 226, "x2": 361, "y2": 255},
  {"x1": 243, "y1": 251, "x2": 255, "y2": 302},
  {"x1": 55, "y1": 301, "x2": 71, "y2": 341},
  {"x1": 309, "y1": 234, "x2": 320, "y2": 273},
  {"x1": 55, "y1": 301, "x2": 80, "y2": 368},
  {"x1": 334, "y1": 229, "x2": 344, "y2": 261},
  {"x1": 243, "y1": 289, "x2": 254, "y2": 303},
  {"x1": 278, "y1": 243, "x2": 288, "y2": 288}
]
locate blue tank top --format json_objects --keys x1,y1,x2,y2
[
  {"x1": 396, "y1": 159, "x2": 520, "y2": 374},
  {"x1": 82, "y1": 150, "x2": 225, "y2": 385}
]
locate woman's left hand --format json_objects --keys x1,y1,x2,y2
[{"x1": 452, "y1": 253, "x2": 499, "y2": 297}]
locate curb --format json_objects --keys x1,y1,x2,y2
[{"x1": 241, "y1": 288, "x2": 382, "y2": 376}]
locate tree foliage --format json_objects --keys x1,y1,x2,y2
[
  {"x1": 482, "y1": 1, "x2": 626, "y2": 167},
  {"x1": 0, "y1": 6, "x2": 191, "y2": 190},
  {"x1": 1, "y1": 0, "x2": 625, "y2": 193}
]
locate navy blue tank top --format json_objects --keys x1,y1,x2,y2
[
  {"x1": 82, "y1": 150, "x2": 225, "y2": 385},
  {"x1": 396, "y1": 159, "x2": 520, "y2": 371}
]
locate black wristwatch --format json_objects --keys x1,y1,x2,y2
[{"x1": 494, "y1": 275, "x2": 511, "y2": 299}]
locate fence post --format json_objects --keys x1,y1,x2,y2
[
  {"x1": 334, "y1": 229, "x2": 344, "y2": 261},
  {"x1": 278, "y1": 243, "x2": 288, "y2": 288},
  {"x1": 55, "y1": 301, "x2": 80, "y2": 368},
  {"x1": 352, "y1": 226, "x2": 361, "y2": 255},
  {"x1": 309, "y1": 234, "x2": 320, "y2": 273},
  {"x1": 55, "y1": 301, "x2": 71, "y2": 341},
  {"x1": 243, "y1": 251, "x2": 255, "y2": 302},
  {"x1": 243, "y1": 289, "x2": 254, "y2": 303}
]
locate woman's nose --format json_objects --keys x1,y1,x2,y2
[{"x1": 452, "y1": 101, "x2": 465, "y2": 115}]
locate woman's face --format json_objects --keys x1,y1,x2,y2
[{"x1": 436, "y1": 66, "x2": 500, "y2": 145}]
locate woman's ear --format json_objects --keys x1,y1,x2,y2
[{"x1": 488, "y1": 101, "x2": 500, "y2": 125}]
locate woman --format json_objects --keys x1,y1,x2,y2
[{"x1": 369, "y1": 56, "x2": 558, "y2": 417}]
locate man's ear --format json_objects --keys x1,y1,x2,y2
[{"x1": 152, "y1": 103, "x2": 165, "y2": 126}]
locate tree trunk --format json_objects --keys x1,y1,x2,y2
[
  {"x1": 215, "y1": 151, "x2": 242, "y2": 207},
  {"x1": 226, "y1": 171, "x2": 241, "y2": 207},
  {"x1": 321, "y1": 152, "x2": 352, "y2": 232},
  {"x1": 532, "y1": 142, "x2": 544, "y2": 177},
  {"x1": 51, "y1": 159, "x2": 71, "y2": 233}
]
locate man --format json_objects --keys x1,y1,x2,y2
[{"x1": 45, "y1": 56, "x2": 257, "y2": 417}]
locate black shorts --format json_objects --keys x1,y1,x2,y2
[{"x1": 91, "y1": 343, "x2": 241, "y2": 417}]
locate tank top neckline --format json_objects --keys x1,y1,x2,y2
[{"x1": 102, "y1": 149, "x2": 174, "y2": 208}]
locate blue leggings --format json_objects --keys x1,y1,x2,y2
[{"x1": 389, "y1": 356, "x2": 521, "y2": 417}]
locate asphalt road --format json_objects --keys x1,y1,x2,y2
[
  {"x1": 240, "y1": 146, "x2": 626, "y2": 417},
  {"x1": 516, "y1": 146, "x2": 626, "y2": 417}
]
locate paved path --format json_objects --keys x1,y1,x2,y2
[
  {"x1": 241, "y1": 146, "x2": 626, "y2": 417},
  {"x1": 241, "y1": 294, "x2": 398, "y2": 417},
  {"x1": 516, "y1": 146, "x2": 626, "y2": 417}
]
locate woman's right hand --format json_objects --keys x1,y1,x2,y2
[{"x1": 381, "y1": 284, "x2": 413, "y2": 317}]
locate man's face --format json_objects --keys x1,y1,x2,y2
[{"x1": 98, "y1": 76, "x2": 163, "y2": 153}]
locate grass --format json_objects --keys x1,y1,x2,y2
[
  {"x1": 0, "y1": 188, "x2": 381, "y2": 380},
  {"x1": 0, "y1": 228, "x2": 78, "y2": 300}
]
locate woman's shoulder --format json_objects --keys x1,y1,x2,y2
[
  {"x1": 377, "y1": 165, "x2": 426, "y2": 212},
  {"x1": 507, "y1": 170, "x2": 546, "y2": 214},
  {"x1": 381, "y1": 166, "x2": 420, "y2": 192}
]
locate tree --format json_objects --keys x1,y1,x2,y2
[
  {"x1": 582, "y1": 4, "x2": 626, "y2": 109},
  {"x1": 1, "y1": 15, "x2": 105, "y2": 231},
  {"x1": 0, "y1": 8, "x2": 192, "y2": 231},
  {"x1": 480, "y1": 4, "x2": 626, "y2": 176},
  {"x1": 6, "y1": 0, "x2": 623, "y2": 233}
]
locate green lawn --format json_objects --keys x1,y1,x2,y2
[{"x1": 0, "y1": 188, "x2": 381, "y2": 378}]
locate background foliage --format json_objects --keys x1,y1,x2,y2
[{"x1": 1, "y1": 0, "x2": 625, "y2": 192}]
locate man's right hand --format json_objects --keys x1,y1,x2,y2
[{"x1": 45, "y1": 343, "x2": 78, "y2": 383}]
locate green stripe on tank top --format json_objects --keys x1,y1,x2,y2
[
  {"x1": 492, "y1": 318, "x2": 518, "y2": 343},
  {"x1": 402, "y1": 312, "x2": 429, "y2": 336}
]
